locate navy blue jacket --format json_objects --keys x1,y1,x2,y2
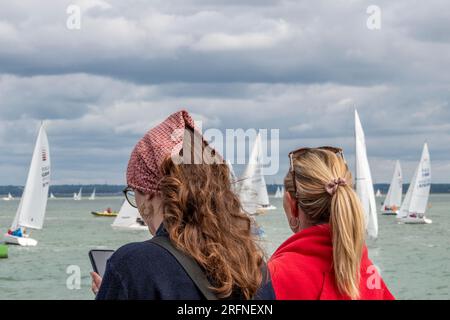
[{"x1": 96, "y1": 225, "x2": 275, "y2": 300}]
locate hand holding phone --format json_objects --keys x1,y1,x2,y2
[
  {"x1": 91, "y1": 271, "x2": 102, "y2": 295},
  {"x1": 89, "y1": 249, "x2": 115, "y2": 278}
]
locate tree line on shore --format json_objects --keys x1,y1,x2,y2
[{"x1": 1, "y1": 184, "x2": 450, "y2": 197}]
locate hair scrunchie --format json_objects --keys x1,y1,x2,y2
[{"x1": 325, "y1": 178, "x2": 347, "y2": 196}]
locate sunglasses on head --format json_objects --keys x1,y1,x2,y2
[{"x1": 288, "y1": 146, "x2": 347, "y2": 198}]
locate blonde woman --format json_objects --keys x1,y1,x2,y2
[{"x1": 268, "y1": 147, "x2": 394, "y2": 300}]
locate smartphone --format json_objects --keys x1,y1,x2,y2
[{"x1": 89, "y1": 249, "x2": 115, "y2": 278}]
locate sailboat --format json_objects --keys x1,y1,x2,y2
[
  {"x1": 2, "y1": 193, "x2": 14, "y2": 201},
  {"x1": 237, "y1": 133, "x2": 276, "y2": 215},
  {"x1": 397, "y1": 144, "x2": 432, "y2": 224},
  {"x1": 89, "y1": 188, "x2": 96, "y2": 200},
  {"x1": 381, "y1": 161, "x2": 403, "y2": 215},
  {"x1": 274, "y1": 187, "x2": 284, "y2": 198},
  {"x1": 74, "y1": 188, "x2": 82, "y2": 201},
  {"x1": 111, "y1": 200, "x2": 147, "y2": 231},
  {"x1": 226, "y1": 160, "x2": 239, "y2": 194},
  {"x1": 376, "y1": 189, "x2": 382, "y2": 198},
  {"x1": 227, "y1": 159, "x2": 265, "y2": 236},
  {"x1": 274, "y1": 187, "x2": 280, "y2": 198},
  {"x1": 355, "y1": 110, "x2": 378, "y2": 239},
  {"x1": 3, "y1": 124, "x2": 51, "y2": 246},
  {"x1": 49, "y1": 193, "x2": 56, "y2": 199}
]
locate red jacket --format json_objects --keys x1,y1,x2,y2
[{"x1": 268, "y1": 224, "x2": 395, "y2": 300}]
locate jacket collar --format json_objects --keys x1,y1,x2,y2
[
  {"x1": 155, "y1": 223, "x2": 169, "y2": 237},
  {"x1": 271, "y1": 223, "x2": 370, "y2": 272},
  {"x1": 271, "y1": 224, "x2": 334, "y2": 271}
]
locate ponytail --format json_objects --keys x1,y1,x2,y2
[
  {"x1": 286, "y1": 148, "x2": 366, "y2": 300},
  {"x1": 330, "y1": 185, "x2": 365, "y2": 299}
]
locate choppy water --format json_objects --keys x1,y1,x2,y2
[{"x1": 0, "y1": 195, "x2": 449, "y2": 300}]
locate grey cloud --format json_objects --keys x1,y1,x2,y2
[
  {"x1": 0, "y1": 0, "x2": 449, "y2": 184},
  {"x1": 2, "y1": 0, "x2": 449, "y2": 86}
]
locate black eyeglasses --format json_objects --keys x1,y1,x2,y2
[
  {"x1": 123, "y1": 187, "x2": 137, "y2": 208},
  {"x1": 288, "y1": 146, "x2": 346, "y2": 198}
]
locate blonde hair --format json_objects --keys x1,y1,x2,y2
[{"x1": 284, "y1": 149, "x2": 366, "y2": 299}]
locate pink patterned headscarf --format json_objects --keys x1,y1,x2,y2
[{"x1": 126, "y1": 110, "x2": 197, "y2": 194}]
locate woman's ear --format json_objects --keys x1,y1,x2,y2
[{"x1": 285, "y1": 191, "x2": 299, "y2": 218}]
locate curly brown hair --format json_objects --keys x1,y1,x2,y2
[{"x1": 158, "y1": 138, "x2": 265, "y2": 299}]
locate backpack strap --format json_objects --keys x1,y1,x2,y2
[{"x1": 151, "y1": 236, "x2": 218, "y2": 300}]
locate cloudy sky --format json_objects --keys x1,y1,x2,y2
[{"x1": 0, "y1": 0, "x2": 449, "y2": 185}]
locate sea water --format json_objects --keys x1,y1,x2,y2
[{"x1": 0, "y1": 195, "x2": 449, "y2": 300}]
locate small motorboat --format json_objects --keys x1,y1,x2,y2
[{"x1": 91, "y1": 208, "x2": 118, "y2": 217}]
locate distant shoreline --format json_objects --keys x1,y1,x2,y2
[{"x1": 1, "y1": 184, "x2": 450, "y2": 196}]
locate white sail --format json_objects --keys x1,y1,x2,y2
[
  {"x1": 238, "y1": 133, "x2": 275, "y2": 214},
  {"x1": 274, "y1": 187, "x2": 280, "y2": 198},
  {"x1": 227, "y1": 160, "x2": 236, "y2": 182},
  {"x1": 10, "y1": 125, "x2": 51, "y2": 230},
  {"x1": 376, "y1": 189, "x2": 382, "y2": 197},
  {"x1": 3, "y1": 193, "x2": 14, "y2": 201},
  {"x1": 89, "y1": 189, "x2": 96, "y2": 200},
  {"x1": 226, "y1": 160, "x2": 238, "y2": 194},
  {"x1": 112, "y1": 200, "x2": 147, "y2": 230},
  {"x1": 398, "y1": 166, "x2": 416, "y2": 219},
  {"x1": 398, "y1": 144, "x2": 431, "y2": 223},
  {"x1": 355, "y1": 110, "x2": 378, "y2": 239},
  {"x1": 382, "y1": 161, "x2": 403, "y2": 212},
  {"x1": 74, "y1": 188, "x2": 82, "y2": 200},
  {"x1": 274, "y1": 187, "x2": 283, "y2": 198},
  {"x1": 50, "y1": 193, "x2": 55, "y2": 199}
]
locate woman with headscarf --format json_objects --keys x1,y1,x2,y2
[{"x1": 91, "y1": 110, "x2": 274, "y2": 300}]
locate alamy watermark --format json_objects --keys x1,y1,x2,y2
[
  {"x1": 169, "y1": 121, "x2": 280, "y2": 176},
  {"x1": 66, "y1": 265, "x2": 81, "y2": 290},
  {"x1": 66, "y1": 5, "x2": 81, "y2": 30},
  {"x1": 66, "y1": 263, "x2": 385, "y2": 292},
  {"x1": 366, "y1": 5, "x2": 381, "y2": 30},
  {"x1": 366, "y1": 264, "x2": 383, "y2": 290}
]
